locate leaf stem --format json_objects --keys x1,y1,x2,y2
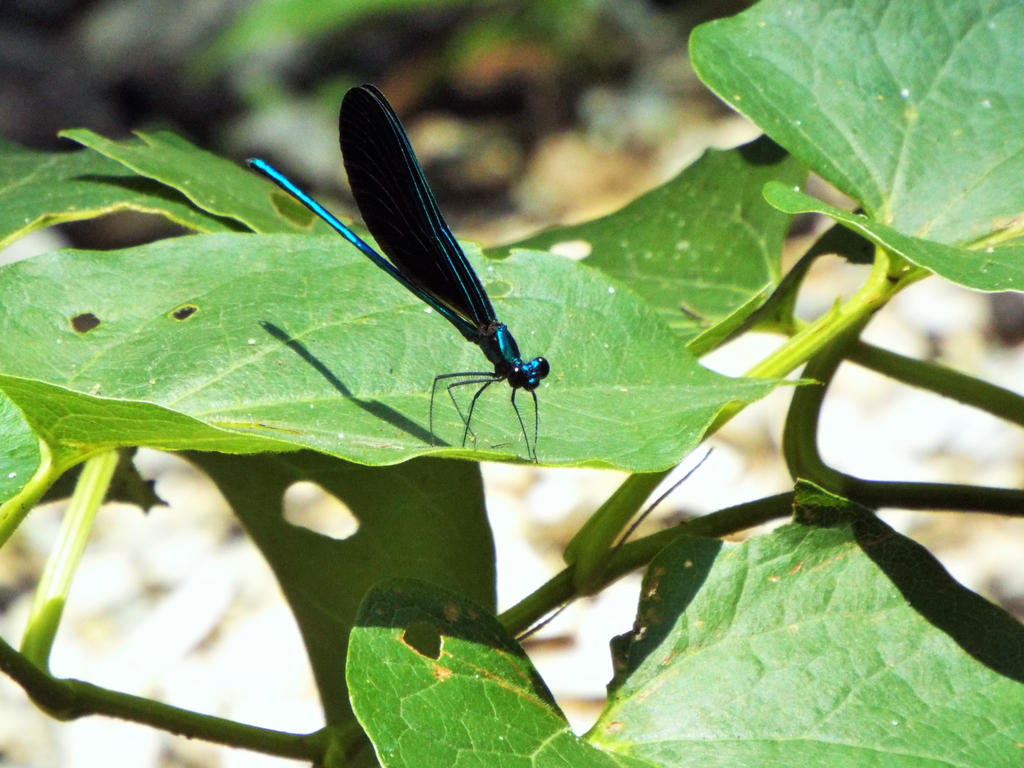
[
  {"x1": 708, "y1": 244, "x2": 925, "y2": 432},
  {"x1": 0, "y1": 631, "x2": 337, "y2": 761},
  {"x1": 0, "y1": 439, "x2": 58, "y2": 549},
  {"x1": 554, "y1": 247, "x2": 923, "y2": 612},
  {"x1": 501, "y1": 493, "x2": 793, "y2": 635},
  {"x1": 784, "y1": 327, "x2": 1024, "y2": 514},
  {"x1": 562, "y1": 471, "x2": 665, "y2": 594},
  {"x1": 20, "y1": 450, "x2": 120, "y2": 668},
  {"x1": 847, "y1": 340, "x2": 1024, "y2": 428}
]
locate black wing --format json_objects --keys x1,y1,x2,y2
[{"x1": 339, "y1": 84, "x2": 496, "y2": 330}]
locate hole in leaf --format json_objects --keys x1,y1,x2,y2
[
  {"x1": 171, "y1": 304, "x2": 198, "y2": 321},
  {"x1": 71, "y1": 312, "x2": 100, "y2": 333},
  {"x1": 549, "y1": 239, "x2": 592, "y2": 260},
  {"x1": 282, "y1": 481, "x2": 358, "y2": 540},
  {"x1": 402, "y1": 621, "x2": 441, "y2": 659}
]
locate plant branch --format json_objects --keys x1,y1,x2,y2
[
  {"x1": 784, "y1": 325, "x2": 1024, "y2": 514},
  {"x1": 500, "y1": 493, "x2": 793, "y2": 635},
  {"x1": 563, "y1": 471, "x2": 666, "y2": 594},
  {"x1": 0, "y1": 632, "x2": 334, "y2": 761},
  {"x1": 558, "y1": 247, "x2": 924, "y2": 608},
  {"x1": 0, "y1": 440, "x2": 58, "y2": 549},
  {"x1": 0, "y1": 438, "x2": 102, "y2": 550},
  {"x1": 708, "y1": 245, "x2": 925, "y2": 433},
  {"x1": 847, "y1": 340, "x2": 1024, "y2": 428},
  {"x1": 21, "y1": 450, "x2": 119, "y2": 669}
]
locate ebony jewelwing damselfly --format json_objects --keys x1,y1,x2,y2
[{"x1": 248, "y1": 84, "x2": 550, "y2": 461}]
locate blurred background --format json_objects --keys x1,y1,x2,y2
[
  {"x1": 2, "y1": 1, "x2": 1023, "y2": 766},
  {"x1": 1, "y1": 0, "x2": 755, "y2": 251}
]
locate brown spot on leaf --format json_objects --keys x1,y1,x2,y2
[
  {"x1": 71, "y1": 312, "x2": 100, "y2": 333},
  {"x1": 171, "y1": 304, "x2": 198, "y2": 321},
  {"x1": 432, "y1": 664, "x2": 453, "y2": 681}
]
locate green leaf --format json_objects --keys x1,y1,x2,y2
[
  {"x1": 348, "y1": 579, "x2": 646, "y2": 768},
  {"x1": 0, "y1": 375, "x2": 294, "y2": 458},
  {"x1": 0, "y1": 233, "x2": 777, "y2": 470},
  {"x1": 0, "y1": 138, "x2": 241, "y2": 250},
  {"x1": 498, "y1": 136, "x2": 806, "y2": 346},
  {"x1": 58, "y1": 129, "x2": 330, "y2": 235},
  {"x1": 190, "y1": 454, "x2": 493, "y2": 728},
  {"x1": 691, "y1": 0, "x2": 1024, "y2": 247},
  {"x1": 0, "y1": 393, "x2": 41, "y2": 504},
  {"x1": 766, "y1": 182, "x2": 1024, "y2": 292},
  {"x1": 590, "y1": 484, "x2": 1024, "y2": 766},
  {"x1": 39, "y1": 448, "x2": 162, "y2": 510}
]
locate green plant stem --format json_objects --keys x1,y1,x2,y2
[
  {"x1": 0, "y1": 632, "x2": 334, "y2": 761},
  {"x1": 781, "y1": 320, "x2": 865, "y2": 497},
  {"x1": 556, "y1": 247, "x2": 922, "y2": 607},
  {"x1": 563, "y1": 471, "x2": 666, "y2": 594},
  {"x1": 785, "y1": 329, "x2": 1024, "y2": 514},
  {"x1": 847, "y1": 340, "x2": 1024, "y2": 428},
  {"x1": 21, "y1": 450, "x2": 119, "y2": 669},
  {"x1": 0, "y1": 439, "x2": 59, "y2": 549},
  {"x1": 501, "y1": 493, "x2": 793, "y2": 635},
  {"x1": 708, "y1": 245, "x2": 925, "y2": 433}
]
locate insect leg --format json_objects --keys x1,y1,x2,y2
[
  {"x1": 510, "y1": 387, "x2": 541, "y2": 463},
  {"x1": 430, "y1": 370, "x2": 491, "y2": 444}
]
